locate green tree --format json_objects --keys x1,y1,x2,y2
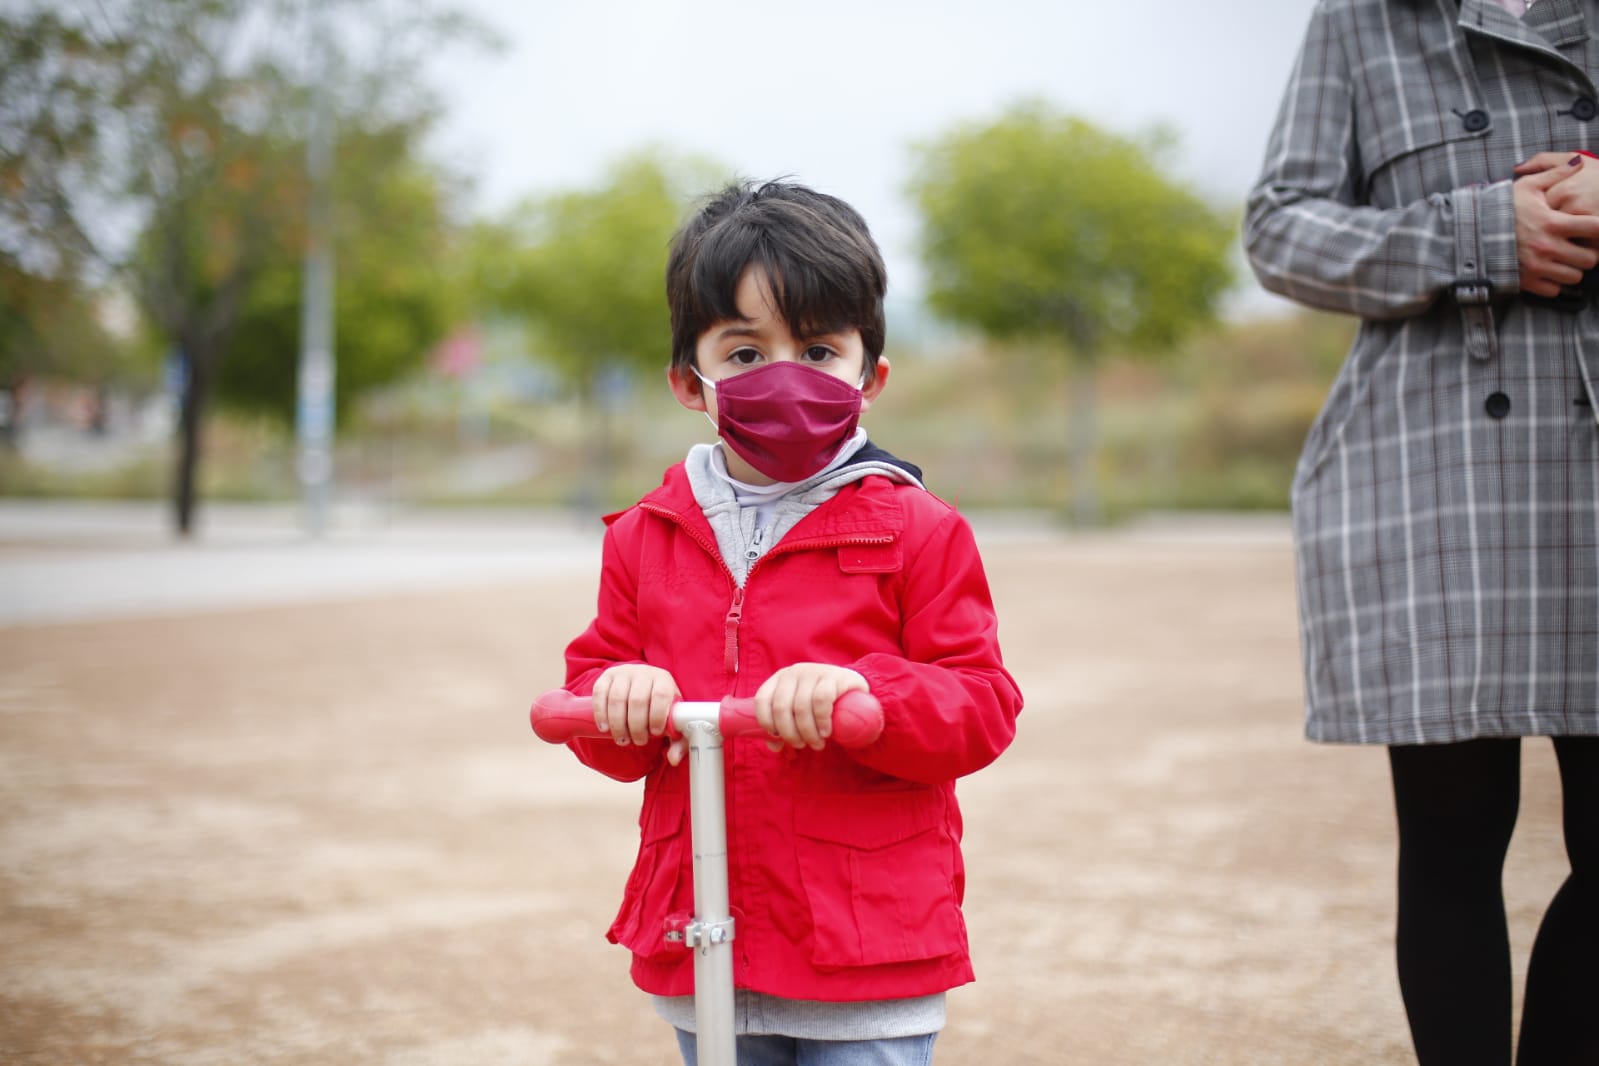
[
  {"x1": 481, "y1": 151, "x2": 723, "y2": 509},
  {"x1": 0, "y1": 0, "x2": 485, "y2": 533},
  {"x1": 488, "y1": 152, "x2": 722, "y2": 391},
  {"x1": 908, "y1": 101, "x2": 1236, "y2": 525},
  {"x1": 214, "y1": 122, "x2": 462, "y2": 427}
]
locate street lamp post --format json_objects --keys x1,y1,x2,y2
[{"x1": 296, "y1": 12, "x2": 336, "y2": 536}]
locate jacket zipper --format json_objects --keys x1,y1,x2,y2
[
  {"x1": 724, "y1": 586, "x2": 745, "y2": 675},
  {"x1": 639, "y1": 501, "x2": 894, "y2": 679},
  {"x1": 728, "y1": 533, "x2": 895, "y2": 675}
]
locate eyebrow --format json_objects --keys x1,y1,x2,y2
[{"x1": 713, "y1": 323, "x2": 851, "y2": 345}]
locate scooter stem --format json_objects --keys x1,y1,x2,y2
[{"x1": 682, "y1": 718, "x2": 736, "y2": 1066}]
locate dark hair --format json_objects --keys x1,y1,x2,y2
[{"x1": 665, "y1": 179, "x2": 888, "y2": 375}]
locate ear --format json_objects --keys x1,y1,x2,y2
[
  {"x1": 859, "y1": 356, "x2": 889, "y2": 412},
  {"x1": 668, "y1": 364, "x2": 706, "y2": 412}
]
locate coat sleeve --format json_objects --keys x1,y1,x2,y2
[
  {"x1": 848, "y1": 506, "x2": 1022, "y2": 784},
  {"x1": 560, "y1": 515, "x2": 668, "y2": 783},
  {"x1": 1242, "y1": 0, "x2": 1519, "y2": 319}
]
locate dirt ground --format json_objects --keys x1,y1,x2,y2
[{"x1": 0, "y1": 522, "x2": 1571, "y2": 1065}]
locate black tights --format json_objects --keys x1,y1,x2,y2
[{"x1": 1388, "y1": 737, "x2": 1599, "y2": 1066}]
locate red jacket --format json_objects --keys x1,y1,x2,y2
[{"x1": 563, "y1": 463, "x2": 1022, "y2": 1002}]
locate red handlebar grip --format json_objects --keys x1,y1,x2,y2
[
  {"x1": 822, "y1": 690, "x2": 884, "y2": 748},
  {"x1": 718, "y1": 691, "x2": 883, "y2": 748},
  {"x1": 529, "y1": 689, "x2": 606, "y2": 743},
  {"x1": 529, "y1": 689, "x2": 884, "y2": 747}
]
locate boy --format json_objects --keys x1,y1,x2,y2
[{"x1": 561, "y1": 179, "x2": 1023, "y2": 1065}]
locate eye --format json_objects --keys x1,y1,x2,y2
[
  {"x1": 728, "y1": 346, "x2": 763, "y2": 367},
  {"x1": 801, "y1": 345, "x2": 838, "y2": 365}
]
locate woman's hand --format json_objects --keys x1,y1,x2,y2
[
  {"x1": 1511, "y1": 159, "x2": 1599, "y2": 296},
  {"x1": 591, "y1": 664, "x2": 687, "y2": 765},
  {"x1": 754, "y1": 663, "x2": 870, "y2": 752},
  {"x1": 1515, "y1": 150, "x2": 1599, "y2": 215}
]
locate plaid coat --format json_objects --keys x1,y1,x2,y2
[{"x1": 1245, "y1": 0, "x2": 1599, "y2": 744}]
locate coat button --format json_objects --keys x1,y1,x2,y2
[
  {"x1": 1462, "y1": 108, "x2": 1490, "y2": 132},
  {"x1": 1572, "y1": 96, "x2": 1598, "y2": 121},
  {"x1": 1485, "y1": 392, "x2": 1512, "y2": 419}
]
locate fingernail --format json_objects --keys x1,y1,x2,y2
[{"x1": 1572, "y1": 155, "x2": 1583, "y2": 165}]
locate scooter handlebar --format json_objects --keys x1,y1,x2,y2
[{"x1": 529, "y1": 689, "x2": 884, "y2": 748}]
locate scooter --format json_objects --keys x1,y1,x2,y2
[{"x1": 529, "y1": 689, "x2": 885, "y2": 1066}]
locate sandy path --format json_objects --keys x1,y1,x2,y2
[{"x1": 0, "y1": 525, "x2": 1569, "y2": 1064}]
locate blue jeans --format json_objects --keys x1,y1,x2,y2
[{"x1": 674, "y1": 1029, "x2": 937, "y2": 1066}]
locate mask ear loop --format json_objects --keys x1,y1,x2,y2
[{"x1": 692, "y1": 367, "x2": 719, "y2": 432}]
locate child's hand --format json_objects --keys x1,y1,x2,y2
[
  {"x1": 591, "y1": 665, "x2": 687, "y2": 765},
  {"x1": 754, "y1": 663, "x2": 870, "y2": 753}
]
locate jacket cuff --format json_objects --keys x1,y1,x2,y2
[{"x1": 1456, "y1": 179, "x2": 1519, "y2": 295}]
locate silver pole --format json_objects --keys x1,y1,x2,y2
[
  {"x1": 296, "y1": 6, "x2": 336, "y2": 536},
  {"x1": 681, "y1": 715, "x2": 736, "y2": 1066}
]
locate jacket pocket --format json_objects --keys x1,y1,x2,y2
[
  {"x1": 606, "y1": 788, "x2": 691, "y2": 962},
  {"x1": 793, "y1": 789, "x2": 967, "y2": 970}
]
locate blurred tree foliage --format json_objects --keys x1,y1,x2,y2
[
  {"x1": 0, "y1": 269, "x2": 121, "y2": 387},
  {"x1": 909, "y1": 101, "x2": 1236, "y2": 525},
  {"x1": 477, "y1": 151, "x2": 724, "y2": 396},
  {"x1": 472, "y1": 151, "x2": 723, "y2": 510},
  {"x1": 1, "y1": 12, "x2": 124, "y2": 445},
  {"x1": 215, "y1": 123, "x2": 463, "y2": 428},
  {"x1": 0, "y1": 0, "x2": 486, "y2": 533}
]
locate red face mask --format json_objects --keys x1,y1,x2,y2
[{"x1": 698, "y1": 361, "x2": 864, "y2": 483}]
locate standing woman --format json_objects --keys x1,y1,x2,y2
[{"x1": 1245, "y1": 2, "x2": 1599, "y2": 1064}]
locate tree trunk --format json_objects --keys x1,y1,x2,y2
[
  {"x1": 172, "y1": 345, "x2": 211, "y2": 537},
  {"x1": 1067, "y1": 359, "x2": 1100, "y2": 528},
  {"x1": 0, "y1": 381, "x2": 20, "y2": 451}
]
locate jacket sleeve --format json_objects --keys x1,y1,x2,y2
[
  {"x1": 849, "y1": 507, "x2": 1022, "y2": 784},
  {"x1": 560, "y1": 515, "x2": 668, "y2": 783},
  {"x1": 1242, "y1": 0, "x2": 1519, "y2": 319}
]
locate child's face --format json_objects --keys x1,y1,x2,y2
[{"x1": 669, "y1": 266, "x2": 889, "y2": 484}]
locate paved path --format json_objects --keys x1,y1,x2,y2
[{"x1": 0, "y1": 501, "x2": 603, "y2": 626}]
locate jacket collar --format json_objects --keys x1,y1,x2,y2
[
  {"x1": 635, "y1": 461, "x2": 906, "y2": 544},
  {"x1": 1458, "y1": 0, "x2": 1589, "y2": 64}
]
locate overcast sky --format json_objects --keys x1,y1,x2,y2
[{"x1": 427, "y1": 1, "x2": 1318, "y2": 316}]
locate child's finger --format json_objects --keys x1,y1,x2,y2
[
  {"x1": 648, "y1": 684, "x2": 675, "y2": 737},
  {"x1": 666, "y1": 737, "x2": 687, "y2": 766},
  {"x1": 770, "y1": 700, "x2": 799, "y2": 748},
  {"x1": 765, "y1": 674, "x2": 802, "y2": 747},
  {"x1": 603, "y1": 673, "x2": 633, "y2": 745},
  {"x1": 625, "y1": 681, "x2": 655, "y2": 746},
  {"x1": 812, "y1": 682, "x2": 837, "y2": 742},
  {"x1": 790, "y1": 676, "x2": 826, "y2": 750},
  {"x1": 590, "y1": 676, "x2": 612, "y2": 734}
]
